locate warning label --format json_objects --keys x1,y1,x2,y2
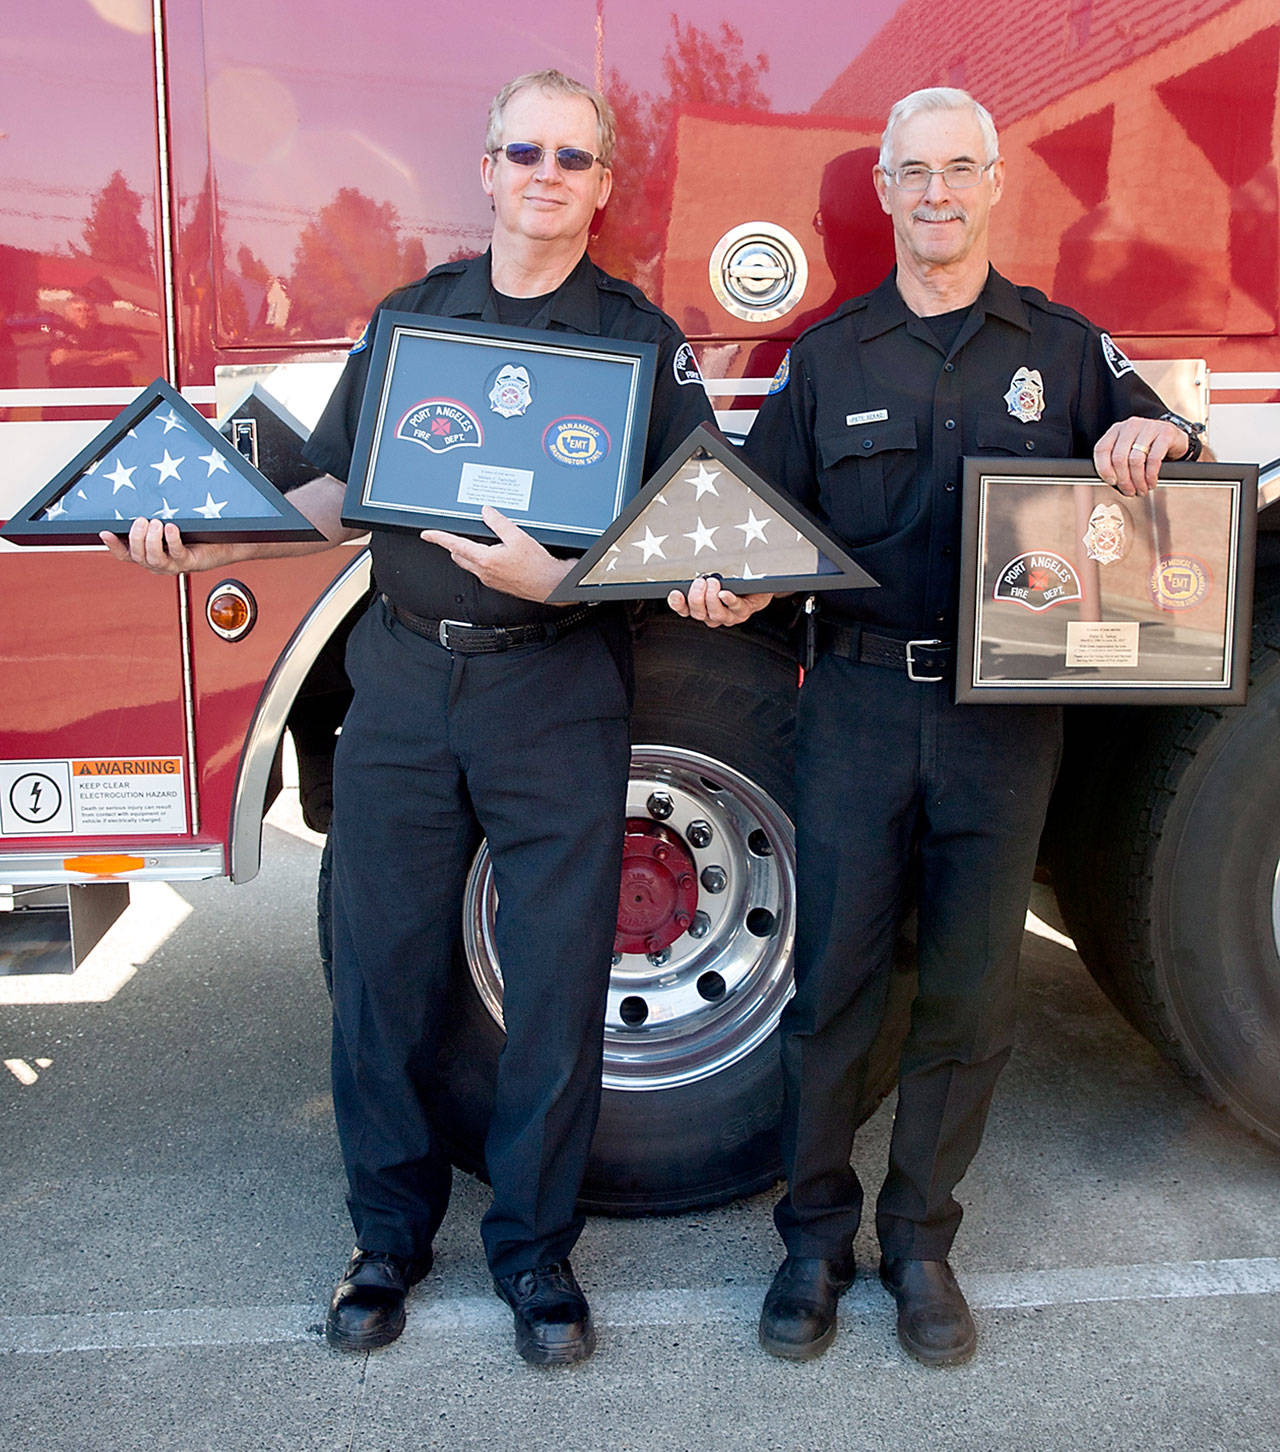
[{"x1": 0, "y1": 757, "x2": 187, "y2": 837}]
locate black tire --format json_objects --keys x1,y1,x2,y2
[
  {"x1": 1048, "y1": 601, "x2": 1280, "y2": 1146},
  {"x1": 319, "y1": 615, "x2": 913, "y2": 1213}
]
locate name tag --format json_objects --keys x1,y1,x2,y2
[{"x1": 846, "y1": 409, "x2": 889, "y2": 426}]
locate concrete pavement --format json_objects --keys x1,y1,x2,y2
[{"x1": 2, "y1": 781, "x2": 1278, "y2": 1451}]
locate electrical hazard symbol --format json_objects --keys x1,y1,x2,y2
[{"x1": 0, "y1": 761, "x2": 73, "y2": 836}]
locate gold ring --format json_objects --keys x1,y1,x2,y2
[{"x1": 1129, "y1": 444, "x2": 1150, "y2": 456}]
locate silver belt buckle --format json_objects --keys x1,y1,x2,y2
[
  {"x1": 438, "y1": 618, "x2": 471, "y2": 649},
  {"x1": 906, "y1": 638, "x2": 944, "y2": 682}
]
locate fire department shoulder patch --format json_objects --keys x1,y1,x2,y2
[
  {"x1": 994, "y1": 551, "x2": 1083, "y2": 612},
  {"x1": 768, "y1": 349, "x2": 791, "y2": 395},
  {"x1": 1100, "y1": 332, "x2": 1134, "y2": 379},
  {"x1": 396, "y1": 399, "x2": 483, "y2": 454},
  {"x1": 673, "y1": 342, "x2": 704, "y2": 388}
]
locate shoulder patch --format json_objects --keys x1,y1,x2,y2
[
  {"x1": 673, "y1": 341, "x2": 704, "y2": 387},
  {"x1": 767, "y1": 349, "x2": 791, "y2": 395},
  {"x1": 348, "y1": 322, "x2": 370, "y2": 355},
  {"x1": 1100, "y1": 332, "x2": 1135, "y2": 379}
]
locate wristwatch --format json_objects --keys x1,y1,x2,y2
[{"x1": 1159, "y1": 411, "x2": 1206, "y2": 463}]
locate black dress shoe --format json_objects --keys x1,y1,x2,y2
[
  {"x1": 879, "y1": 1257, "x2": 976, "y2": 1366},
  {"x1": 493, "y1": 1259, "x2": 595, "y2": 1366},
  {"x1": 325, "y1": 1247, "x2": 432, "y2": 1352},
  {"x1": 758, "y1": 1253, "x2": 857, "y2": 1360}
]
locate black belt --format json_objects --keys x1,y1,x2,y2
[
  {"x1": 385, "y1": 596, "x2": 595, "y2": 654},
  {"x1": 821, "y1": 620, "x2": 953, "y2": 682}
]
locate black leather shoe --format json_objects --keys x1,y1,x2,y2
[
  {"x1": 493, "y1": 1259, "x2": 595, "y2": 1366},
  {"x1": 879, "y1": 1257, "x2": 977, "y2": 1366},
  {"x1": 325, "y1": 1247, "x2": 432, "y2": 1351},
  {"x1": 758, "y1": 1253, "x2": 857, "y2": 1360}
]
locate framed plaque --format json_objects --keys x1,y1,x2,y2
[
  {"x1": 340, "y1": 311, "x2": 656, "y2": 548},
  {"x1": 957, "y1": 459, "x2": 1257, "y2": 704}
]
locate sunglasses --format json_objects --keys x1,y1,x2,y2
[{"x1": 490, "y1": 142, "x2": 605, "y2": 172}]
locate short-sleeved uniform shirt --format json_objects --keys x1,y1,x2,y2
[
  {"x1": 744, "y1": 267, "x2": 1170, "y2": 640},
  {"x1": 304, "y1": 249, "x2": 714, "y2": 626}
]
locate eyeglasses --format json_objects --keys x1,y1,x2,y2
[
  {"x1": 881, "y1": 160, "x2": 998, "y2": 191},
  {"x1": 490, "y1": 142, "x2": 605, "y2": 172}
]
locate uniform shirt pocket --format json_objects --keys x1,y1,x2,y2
[
  {"x1": 975, "y1": 420, "x2": 1073, "y2": 457},
  {"x1": 817, "y1": 417, "x2": 918, "y2": 543}
]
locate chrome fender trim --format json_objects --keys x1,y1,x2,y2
[{"x1": 228, "y1": 550, "x2": 371, "y2": 882}]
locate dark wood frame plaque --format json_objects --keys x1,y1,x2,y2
[
  {"x1": 340, "y1": 311, "x2": 656, "y2": 549},
  {"x1": 956, "y1": 458, "x2": 1257, "y2": 705}
]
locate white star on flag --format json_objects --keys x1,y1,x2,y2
[
  {"x1": 684, "y1": 517, "x2": 718, "y2": 555},
  {"x1": 193, "y1": 492, "x2": 228, "y2": 519},
  {"x1": 159, "y1": 408, "x2": 187, "y2": 434},
  {"x1": 105, "y1": 459, "x2": 136, "y2": 493},
  {"x1": 156, "y1": 498, "x2": 179, "y2": 519},
  {"x1": 633, "y1": 526, "x2": 668, "y2": 563},
  {"x1": 152, "y1": 449, "x2": 184, "y2": 484},
  {"x1": 736, "y1": 509, "x2": 770, "y2": 545},
  {"x1": 688, "y1": 463, "x2": 721, "y2": 500},
  {"x1": 200, "y1": 448, "x2": 230, "y2": 477},
  {"x1": 44, "y1": 497, "x2": 68, "y2": 519},
  {"x1": 605, "y1": 544, "x2": 621, "y2": 572}
]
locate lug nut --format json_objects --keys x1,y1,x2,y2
[
  {"x1": 647, "y1": 792, "x2": 674, "y2": 820},
  {"x1": 686, "y1": 819, "x2": 713, "y2": 849},
  {"x1": 646, "y1": 946, "x2": 671, "y2": 966},
  {"x1": 701, "y1": 866, "x2": 727, "y2": 894},
  {"x1": 688, "y1": 911, "x2": 711, "y2": 939}
]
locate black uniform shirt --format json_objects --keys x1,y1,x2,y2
[
  {"x1": 744, "y1": 267, "x2": 1170, "y2": 638},
  {"x1": 304, "y1": 250, "x2": 713, "y2": 625}
]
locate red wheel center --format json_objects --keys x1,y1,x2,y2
[{"x1": 614, "y1": 818, "x2": 699, "y2": 955}]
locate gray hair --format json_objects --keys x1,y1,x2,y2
[
  {"x1": 879, "y1": 88, "x2": 999, "y2": 170},
  {"x1": 486, "y1": 70, "x2": 617, "y2": 168}
]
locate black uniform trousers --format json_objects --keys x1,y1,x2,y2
[
  {"x1": 775, "y1": 651, "x2": 1062, "y2": 1262},
  {"x1": 327, "y1": 598, "x2": 630, "y2": 1278}
]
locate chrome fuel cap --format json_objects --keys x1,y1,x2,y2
[{"x1": 709, "y1": 222, "x2": 809, "y2": 322}]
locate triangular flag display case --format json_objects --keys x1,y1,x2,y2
[
  {"x1": 1, "y1": 378, "x2": 324, "y2": 546},
  {"x1": 548, "y1": 425, "x2": 878, "y2": 602}
]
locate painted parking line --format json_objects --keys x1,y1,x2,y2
[{"x1": 2, "y1": 1256, "x2": 1277, "y2": 1355}]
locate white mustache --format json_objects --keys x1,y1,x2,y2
[{"x1": 911, "y1": 206, "x2": 966, "y2": 223}]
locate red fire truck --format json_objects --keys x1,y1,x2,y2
[{"x1": 3, "y1": 0, "x2": 1278, "y2": 1208}]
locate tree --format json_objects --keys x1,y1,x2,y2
[
  {"x1": 592, "y1": 17, "x2": 771, "y2": 285},
  {"x1": 288, "y1": 188, "x2": 425, "y2": 337},
  {"x1": 82, "y1": 170, "x2": 151, "y2": 268}
]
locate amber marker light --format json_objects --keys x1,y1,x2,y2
[
  {"x1": 63, "y1": 854, "x2": 145, "y2": 876},
  {"x1": 206, "y1": 580, "x2": 257, "y2": 640}
]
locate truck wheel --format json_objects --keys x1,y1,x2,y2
[
  {"x1": 438, "y1": 616, "x2": 909, "y2": 1213},
  {"x1": 1048, "y1": 609, "x2": 1280, "y2": 1147},
  {"x1": 319, "y1": 617, "x2": 911, "y2": 1213}
]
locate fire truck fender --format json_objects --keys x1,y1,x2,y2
[{"x1": 228, "y1": 550, "x2": 373, "y2": 883}]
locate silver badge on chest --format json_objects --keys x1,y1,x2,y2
[{"x1": 1004, "y1": 367, "x2": 1044, "y2": 423}]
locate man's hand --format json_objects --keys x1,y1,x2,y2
[
  {"x1": 420, "y1": 505, "x2": 571, "y2": 603},
  {"x1": 667, "y1": 574, "x2": 774, "y2": 627},
  {"x1": 1093, "y1": 415, "x2": 1190, "y2": 497},
  {"x1": 100, "y1": 518, "x2": 242, "y2": 575}
]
